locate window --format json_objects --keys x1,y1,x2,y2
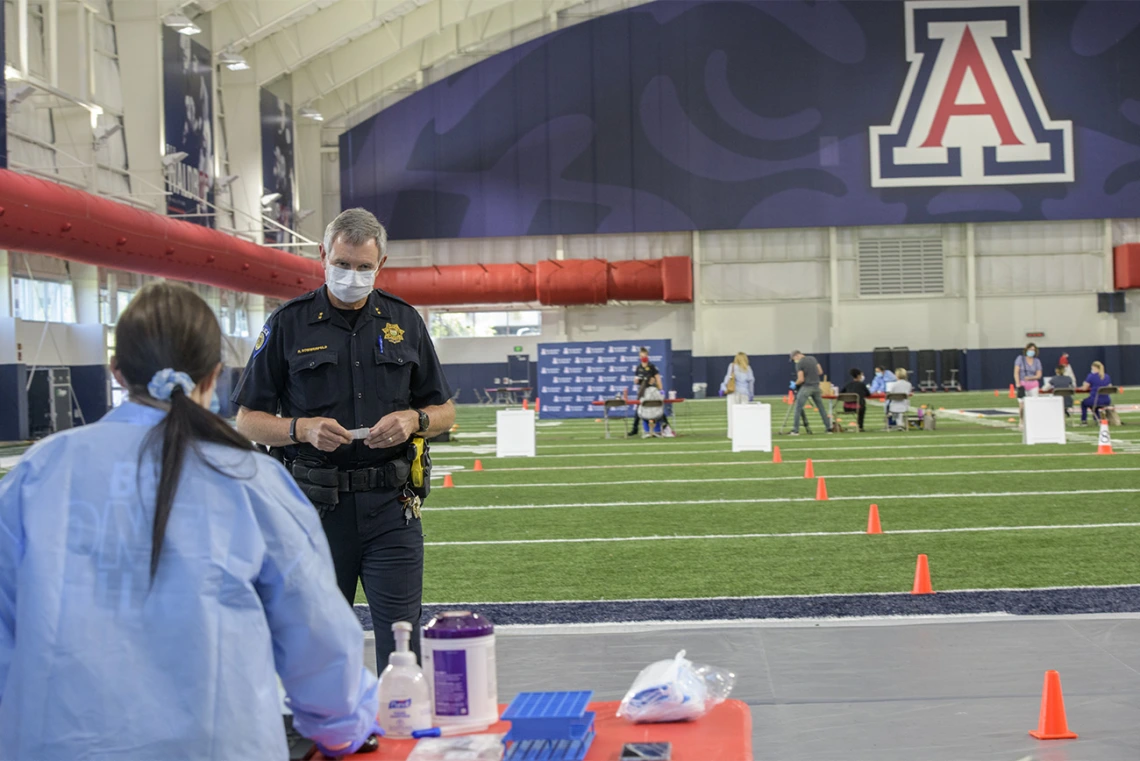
[
  {"x1": 857, "y1": 237, "x2": 944, "y2": 296},
  {"x1": 429, "y1": 310, "x2": 542, "y2": 338},
  {"x1": 12, "y1": 277, "x2": 76, "y2": 322}
]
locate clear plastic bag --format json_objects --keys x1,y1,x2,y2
[{"x1": 616, "y1": 650, "x2": 736, "y2": 723}]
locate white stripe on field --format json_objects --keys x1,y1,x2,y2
[
  {"x1": 531, "y1": 431, "x2": 1021, "y2": 449},
  {"x1": 465, "y1": 451, "x2": 1102, "y2": 473},
  {"x1": 430, "y1": 440, "x2": 1077, "y2": 461},
  {"x1": 434, "y1": 466, "x2": 1140, "y2": 488},
  {"x1": 426, "y1": 521, "x2": 1140, "y2": 547},
  {"x1": 427, "y1": 487, "x2": 1140, "y2": 512},
  {"x1": 425, "y1": 583, "x2": 1140, "y2": 607}
]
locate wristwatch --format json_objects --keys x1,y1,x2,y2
[
  {"x1": 288, "y1": 417, "x2": 300, "y2": 444},
  {"x1": 416, "y1": 409, "x2": 429, "y2": 433}
]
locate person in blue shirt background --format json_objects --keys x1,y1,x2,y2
[
  {"x1": 1078, "y1": 361, "x2": 1113, "y2": 425},
  {"x1": 869, "y1": 366, "x2": 896, "y2": 395},
  {"x1": 0, "y1": 282, "x2": 380, "y2": 759}
]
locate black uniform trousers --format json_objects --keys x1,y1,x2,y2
[{"x1": 318, "y1": 486, "x2": 424, "y2": 669}]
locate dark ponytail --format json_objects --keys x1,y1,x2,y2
[{"x1": 114, "y1": 283, "x2": 255, "y2": 581}]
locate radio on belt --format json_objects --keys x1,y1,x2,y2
[{"x1": 421, "y1": 611, "x2": 498, "y2": 733}]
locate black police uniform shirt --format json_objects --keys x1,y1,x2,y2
[
  {"x1": 231, "y1": 286, "x2": 452, "y2": 470},
  {"x1": 634, "y1": 361, "x2": 659, "y2": 398}
]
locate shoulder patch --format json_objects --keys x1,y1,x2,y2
[
  {"x1": 253, "y1": 323, "x2": 271, "y2": 356},
  {"x1": 281, "y1": 288, "x2": 320, "y2": 310},
  {"x1": 376, "y1": 288, "x2": 415, "y2": 311}
]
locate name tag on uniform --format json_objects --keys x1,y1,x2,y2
[{"x1": 349, "y1": 427, "x2": 370, "y2": 440}]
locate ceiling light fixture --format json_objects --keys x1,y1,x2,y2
[
  {"x1": 298, "y1": 106, "x2": 324, "y2": 122},
  {"x1": 163, "y1": 13, "x2": 201, "y2": 36}
]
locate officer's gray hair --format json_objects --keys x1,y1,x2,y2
[{"x1": 323, "y1": 208, "x2": 387, "y2": 260}]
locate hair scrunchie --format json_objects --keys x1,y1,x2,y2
[{"x1": 147, "y1": 368, "x2": 195, "y2": 401}]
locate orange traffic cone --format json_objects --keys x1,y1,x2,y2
[
  {"x1": 804, "y1": 459, "x2": 814, "y2": 479},
  {"x1": 473, "y1": 459, "x2": 483, "y2": 472},
  {"x1": 994, "y1": 389, "x2": 1000, "y2": 397},
  {"x1": 1029, "y1": 670, "x2": 1078, "y2": 740},
  {"x1": 772, "y1": 446, "x2": 782, "y2": 464},
  {"x1": 535, "y1": 397, "x2": 541, "y2": 411},
  {"x1": 443, "y1": 473, "x2": 455, "y2": 488},
  {"x1": 867, "y1": 504, "x2": 882, "y2": 534},
  {"x1": 1009, "y1": 384, "x2": 1017, "y2": 398},
  {"x1": 815, "y1": 477, "x2": 828, "y2": 501},
  {"x1": 522, "y1": 398, "x2": 528, "y2": 410},
  {"x1": 1097, "y1": 419, "x2": 1114, "y2": 455},
  {"x1": 786, "y1": 390, "x2": 794, "y2": 404},
  {"x1": 911, "y1": 554, "x2": 933, "y2": 594}
]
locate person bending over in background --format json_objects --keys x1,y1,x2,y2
[
  {"x1": 1058, "y1": 352, "x2": 1077, "y2": 385},
  {"x1": 869, "y1": 366, "x2": 897, "y2": 394},
  {"x1": 1014, "y1": 342, "x2": 1043, "y2": 430},
  {"x1": 1078, "y1": 361, "x2": 1113, "y2": 425},
  {"x1": 886, "y1": 368, "x2": 913, "y2": 429},
  {"x1": 789, "y1": 350, "x2": 830, "y2": 436},
  {"x1": 0, "y1": 283, "x2": 379, "y2": 760},
  {"x1": 1044, "y1": 365, "x2": 1074, "y2": 418},
  {"x1": 842, "y1": 368, "x2": 871, "y2": 432}
]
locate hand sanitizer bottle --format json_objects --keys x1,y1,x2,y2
[{"x1": 378, "y1": 622, "x2": 432, "y2": 738}]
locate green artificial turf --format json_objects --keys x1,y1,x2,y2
[
  {"x1": 399, "y1": 392, "x2": 1140, "y2": 604},
  {"x1": 4, "y1": 391, "x2": 1133, "y2": 605}
]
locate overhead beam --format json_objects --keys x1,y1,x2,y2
[
  {"x1": 213, "y1": 0, "x2": 339, "y2": 53},
  {"x1": 313, "y1": 0, "x2": 641, "y2": 125},
  {"x1": 289, "y1": 0, "x2": 535, "y2": 109},
  {"x1": 247, "y1": 0, "x2": 424, "y2": 86}
]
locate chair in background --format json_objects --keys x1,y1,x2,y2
[
  {"x1": 835, "y1": 392, "x2": 862, "y2": 432},
  {"x1": 1093, "y1": 386, "x2": 1119, "y2": 422},
  {"x1": 1049, "y1": 387, "x2": 1075, "y2": 426},
  {"x1": 917, "y1": 350, "x2": 938, "y2": 392},
  {"x1": 885, "y1": 393, "x2": 911, "y2": 432},
  {"x1": 602, "y1": 398, "x2": 628, "y2": 439},
  {"x1": 941, "y1": 349, "x2": 962, "y2": 391}
]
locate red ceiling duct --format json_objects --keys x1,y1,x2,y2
[
  {"x1": 1115, "y1": 244, "x2": 1140, "y2": 289},
  {"x1": 0, "y1": 168, "x2": 324, "y2": 299},
  {"x1": 0, "y1": 168, "x2": 693, "y2": 306}
]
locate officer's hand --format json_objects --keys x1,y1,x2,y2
[
  {"x1": 365, "y1": 410, "x2": 419, "y2": 449},
  {"x1": 298, "y1": 417, "x2": 353, "y2": 452}
]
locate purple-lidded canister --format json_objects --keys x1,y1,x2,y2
[{"x1": 422, "y1": 611, "x2": 498, "y2": 732}]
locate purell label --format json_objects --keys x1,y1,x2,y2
[{"x1": 388, "y1": 699, "x2": 412, "y2": 709}]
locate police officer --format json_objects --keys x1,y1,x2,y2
[{"x1": 232, "y1": 208, "x2": 454, "y2": 667}]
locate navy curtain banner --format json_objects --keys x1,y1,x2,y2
[
  {"x1": 261, "y1": 88, "x2": 295, "y2": 244},
  {"x1": 163, "y1": 27, "x2": 214, "y2": 227},
  {"x1": 341, "y1": 0, "x2": 1140, "y2": 240},
  {"x1": 537, "y1": 340, "x2": 672, "y2": 420}
]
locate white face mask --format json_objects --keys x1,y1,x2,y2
[{"x1": 326, "y1": 265, "x2": 376, "y2": 303}]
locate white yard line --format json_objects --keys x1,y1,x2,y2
[
  {"x1": 432, "y1": 466, "x2": 1140, "y2": 488},
  {"x1": 463, "y1": 451, "x2": 1104, "y2": 473},
  {"x1": 426, "y1": 521, "x2": 1140, "y2": 547},
  {"x1": 427, "y1": 487, "x2": 1140, "y2": 512},
  {"x1": 430, "y1": 440, "x2": 1077, "y2": 461}
]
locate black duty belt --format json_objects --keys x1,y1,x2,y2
[{"x1": 290, "y1": 458, "x2": 411, "y2": 493}]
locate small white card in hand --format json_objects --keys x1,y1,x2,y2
[{"x1": 349, "y1": 427, "x2": 371, "y2": 440}]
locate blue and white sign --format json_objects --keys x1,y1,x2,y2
[
  {"x1": 870, "y1": 0, "x2": 1073, "y2": 187},
  {"x1": 537, "y1": 340, "x2": 671, "y2": 419}
]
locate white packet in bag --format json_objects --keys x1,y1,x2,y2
[{"x1": 616, "y1": 650, "x2": 736, "y2": 723}]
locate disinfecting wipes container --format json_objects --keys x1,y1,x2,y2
[{"x1": 422, "y1": 611, "x2": 498, "y2": 733}]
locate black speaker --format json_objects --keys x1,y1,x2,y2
[
  {"x1": 891, "y1": 347, "x2": 910, "y2": 374},
  {"x1": 1098, "y1": 292, "x2": 1126, "y2": 313},
  {"x1": 873, "y1": 347, "x2": 893, "y2": 372}
]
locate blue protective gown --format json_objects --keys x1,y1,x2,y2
[{"x1": 0, "y1": 402, "x2": 378, "y2": 759}]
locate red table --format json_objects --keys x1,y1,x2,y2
[{"x1": 327, "y1": 699, "x2": 753, "y2": 761}]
